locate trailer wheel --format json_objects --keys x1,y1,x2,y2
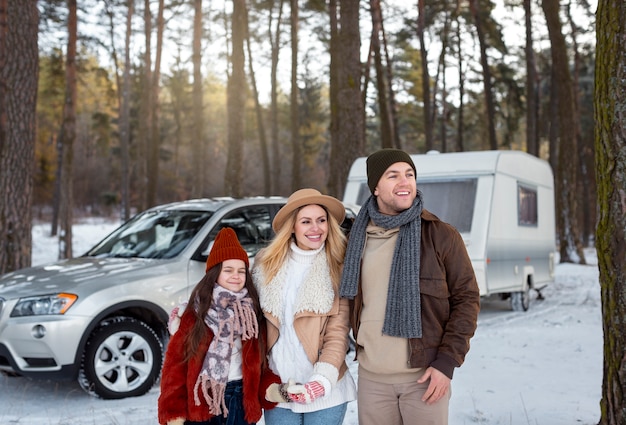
[{"x1": 511, "y1": 284, "x2": 530, "y2": 312}]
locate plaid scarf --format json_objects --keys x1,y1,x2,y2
[
  {"x1": 193, "y1": 286, "x2": 258, "y2": 416},
  {"x1": 340, "y1": 194, "x2": 423, "y2": 338}
]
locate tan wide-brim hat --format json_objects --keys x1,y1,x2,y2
[{"x1": 273, "y1": 188, "x2": 346, "y2": 233}]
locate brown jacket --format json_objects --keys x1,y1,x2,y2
[{"x1": 349, "y1": 209, "x2": 480, "y2": 379}]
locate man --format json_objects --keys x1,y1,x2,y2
[{"x1": 340, "y1": 148, "x2": 480, "y2": 424}]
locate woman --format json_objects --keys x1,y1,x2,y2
[
  {"x1": 158, "y1": 227, "x2": 264, "y2": 425},
  {"x1": 253, "y1": 188, "x2": 356, "y2": 425}
]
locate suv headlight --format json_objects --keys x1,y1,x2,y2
[{"x1": 10, "y1": 293, "x2": 78, "y2": 317}]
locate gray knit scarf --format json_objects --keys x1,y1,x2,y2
[
  {"x1": 194, "y1": 286, "x2": 258, "y2": 416},
  {"x1": 339, "y1": 194, "x2": 423, "y2": 338}
]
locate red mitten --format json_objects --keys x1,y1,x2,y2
[{"x1": 287, "y1": 381, "x2": 325, "y2": 404}]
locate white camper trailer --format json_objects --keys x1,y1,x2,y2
[{"x1": 343, "y1": 150, "x2": 556, "y2": 311}]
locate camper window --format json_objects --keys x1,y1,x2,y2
[
  {"x1": 518, "y1": 184, "x2": 538, "y2": 226},
  {"x1": 418, "y1": 179, "x2": 477, "y2": 233},
  {"x1": 354, "y1": 178, "x2": 477, "y2": 234}
]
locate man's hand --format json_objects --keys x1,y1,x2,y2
[{"x1": 417, "y1": 367, "x2": 450, "y2": 405}]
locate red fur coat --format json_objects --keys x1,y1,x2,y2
[{"x1": 158, "y1": 309, "x2": 272, "y2": 424}]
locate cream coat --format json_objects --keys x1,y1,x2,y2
[{"x1": 252, "y1": 249, "x2": 350, "y2": 384}]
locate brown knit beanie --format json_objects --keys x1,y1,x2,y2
[
  {"x1": 205, "y1": 227, "x2": 249, "y2": 272},
  {"x1": 366, "y1": 148, "x2": 417, "y2": 193}
]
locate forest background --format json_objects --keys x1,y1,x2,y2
[
  {"x1": 2, "y1": 0, "x2": 597, "y2": 266},
  {"x1": 2, "y1": 1, "x2": 626, "y2": 422}
]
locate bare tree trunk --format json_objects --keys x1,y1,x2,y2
[
  {"x1": 191, "y1": 0, "x2": 204, "y2": 197},
  {"x1": 105, "y1": 0, "x2": 122, "y2": 120},
  {"x1": 432, "y1": 11, "x2": 451, "y2": 152},
  {"x1": 380, "y1": 2, "x2": 400, "y2": 149},
  {"x1": 565, "y1": 2, "x2": 593, "y2": 247},
  {"x1": 524, "y1": 0, "x2": 538, "y2": 156},
  {"x1": 328, "y1": 0, "x2": 340, "y2": 196},
  {"x1": 245, "y1": 5, "x2": 270, "y2": 195},
  {"x1": 454, "y1": 13, "x2": 465, "y2": 152},
  {"x1": 104, "y1": 0, "x2": 132, "y2": 221},
  {"x1": 542, "y1": 0, "x2": 586, "y2": 264},
  {"x1": 595, "y1": 0, "x2": 626, "y2": 422},
  {"x1": 58, "y1": 0, "x2": 78, "y2": 260},
  {"x1": 289, "y1": 0, "x2": 301, "y2": 192},
  {"x1": 417, "y1": 0, "x2": 433, "y2": 151},
  {"x1": 548, "y1": 66, "x2": 559, "y2": 171},
  {"x1": 0, "y1": 0, "x2": 38, "y2": 273},
  {"x1": 269, "y1": 0, "x2": 284, "y2": 194},
  {"x1": 225, "y1": 0, "x2": 247, "y2": 196},
  {"x1": 328, "y1": 0, "x2": 364, "y2": 198},
  {"x1": 146, "y1": 0, "x2": 164, "y2": 207},
  {"x1": 139, "y1": 0, "x2": 153, "y2": 210},
  {"x1": 470, "y1": 0, "x2": 498, "y2": 150},
  {"x1": 143, "y1": 4, "x2": 154, "y2": 197},
  {"x1": 440, "y1": 61, "x2": 447, "y2": 152},
  {"x1": 120, "y1": 0, "x2": 133, "y2": 220},
  {"x1": 370, "y1": 0, "x2": 395, "y2": 149},
  {"x1": 51, "y1": 137, "x2": 62, "y2": 236},
  {"x1": 361, "y1": 20, "x2": 373, "y2": 109}
]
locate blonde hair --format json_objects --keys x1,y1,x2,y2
[{"x1": 256, "y1": 204, "x2": 346, "y2": 289}]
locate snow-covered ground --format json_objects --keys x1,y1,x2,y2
[{"x1": 0, "y1": 218, "x2": 602, "y2": 424}]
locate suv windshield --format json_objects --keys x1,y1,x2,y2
[{"x1": 85, "y1": 210, "x2": 213, "y2": 259}]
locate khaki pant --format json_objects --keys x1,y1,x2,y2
[{"x1": 357, "y1": 375, "x2": 450, "y2": 425}]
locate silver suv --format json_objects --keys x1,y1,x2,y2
[{"x1": 0, "y1": 197, "x2": 356, "y2": 399}]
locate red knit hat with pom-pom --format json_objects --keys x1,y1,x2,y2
[{"x1": 205, "y1": 227, "x2": 249, "y2": 272}]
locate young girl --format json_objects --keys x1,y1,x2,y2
[
  {"x1": 158, "y1": 227, "x2": 264, "y2": 425},
  {"x1": 253, "y1": 188, "x2": 357, "y2": 425}
]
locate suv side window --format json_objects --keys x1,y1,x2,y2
[{"x1": 194, "y1": 205, "x2": 276, "y2": 262}]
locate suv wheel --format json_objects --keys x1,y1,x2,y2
[{"x1": 79, "y1": 316, "x2": 163, "y2": 399}]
